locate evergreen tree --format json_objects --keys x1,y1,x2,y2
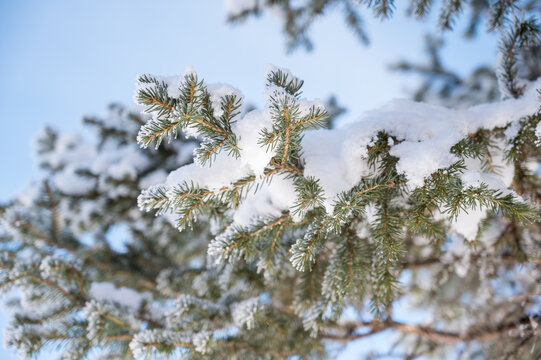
[
  {"x1": 225, "y1": 0, "x2": 540, "y2": 51},
  {"x1": 1, "y1": 1, "x2": 541, "y2": 359}
]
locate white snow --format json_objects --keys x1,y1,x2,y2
[
  {"x1": 504, "y1": 119, "x2": 522, "y2": 140},
  {"x1": 302, "y1": 128, "x2": 366, "y2": 212},
  {"x1": 54, "y1": 166, "x2": 96, "y2": 195},
  {"x1": 16, "y1": 183, "x2": 40, "y2": 207},
  {"x1": 89, "y1": 282, "x2": 151, "y2": 310},
  {"x1": 139, "y1": 169, "x2": 169, "y2": 190},
  {"x1": 231, "y1": 297, "x2": 261, "y2": 330},
  {"x1": 142, "y1": 66, "x2": 540, "y2": 237},
  {"x1": 450, "y1": 206, "x2": 487, "y2": 241},
  {"x1": 233, "y1": 109, "x2": 275, "y2": 177},
  {"x1": 460, "y1": 170, "x2": 514, "y2": 197},
  {"x1": 165, "y1": 152, "x2": 251, "y2": 191},
  {"x1": 36, "y1": 126, "x2": 152, "y2": 198},
  {"x1": 525, "y1": 159, "x2": 540, "y2": 174},
  {"x1": 303, "y1": 80, "x2": 541, "y2": 192},
  {"x1": 232, "y1": 173, "x2": 297, "y2": 226},
  {"x1": 225, "y1": 0, "x2": 259, "y2": 16},
  {"x1": 207, "y1": 83, "x2": 244, "y2": 119}
]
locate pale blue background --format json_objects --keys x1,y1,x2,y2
[{"x1": 0, "y1": 0, "x2": 497, "y2": 358}]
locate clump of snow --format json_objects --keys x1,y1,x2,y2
[
  {"x1": 54, "y1": 166, "x2": 96, "y2": 195},
  {"x1": 263, "y1": 65, "x2": 303, "y2": 103},
  {"x1": 193, "y1": 331, "x2": 214, "y2": 354},
  {"x1": 450, "y1": 207, "x2": 487, "y2": 241},
  {"x1": 35, "y1": 115, "x2": 155, "y2": 199},
  {"x1": 300, "y1": 98, "x2": 326, "y2": 115},
  {"x1": 233, "y1": 173, "x2": 297, "y2": 226},
  {"x1": 303, "y1": 128, "x2": 367, "y2": 212},
  {"x1": 130, "y1": 329, "x2": 192, "y2": 357},
  {"x1": 449, "y1": 167, "x2": 522, "y2": 240},
  {"x1": 139, "y1": 169, "x2": 168, "y2": 190},
  {"x1": 504, "y1": 119, "x2": 522, "y2": 140},
  {"x1": 166, "y1": 152, "x2": 250, "y2": 190},
  {"x1": 182, "y1": 64, "x2": 196, "y2": 77},
  {"x1": 90, "y1": 143, "x2": 150, "y2": 180},
  {"x1": 207, "y1": 83, "x2": 244, "y2": 119},
  {"x1": 303, "y1": 80, "x2": 541, "y2": 192},
  {"x1": 460, "y1": 170, "x2": 514, "y2": 197},
  {"x1": 525, "y1": 160, "x2": 540, "y2": 174},
  {"x1": 89, "y1": 282, "x2": 151, "y2": 311},
  {"x1": 36, "y1": 132, "x2": 94, "y2": 169},
  {"x1": 264, "y1": 64, "x2": 297, "y2": 83},
  {"x1": 231, "y1": 297, "x2": 261, "y2": 330},
  {"x1": 225, "y1": 0, "x2": 260, "y2": 16},
  {"x1": 135, "y1": 66, "x2": 197, "y2": 119},
  {"x1": 478, "y1": 219, "x2": 507, "y2": 248},
  {"x1": 364, "y1": 204, "x2": 378, "y2": 225},
  {"x1": 233, "y1": 110, "x2": 274, "y2": 176},
  {"x1": 141, "y1": 66, "x2": 540, "y2": 241},
  {"x1": 16, "y1": 183, "x2": 40, "y2": 207}
]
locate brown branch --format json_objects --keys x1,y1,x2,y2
[
  {"x1": 189, "y1": 82, "x2": 196, "y2": 103},
  {"x1": 267, "y1": 221, "x2": 286, "y2": 267},
  {"x1": 204, "y1": 137, "x2": 228, "y2": 159},
  {"x1": 145, "y1": 122, "x2": 178, "y2": 142},
  {"x1": 324, "y1": 315, "x2": 541, "y2": 345},
  {"x1": 291, "y1": 115, "x2": 323, "y2": 129},
  {"x1": 191, "y1": 117, "x2": 227, "y2": 135},
  {"x1": 484, "y1": 147, "x2": 496, "y2": 173},
  {"x1": 269, "y1": 157, "x2": 303, "y2": 175},
  {"x1": 249, "y1": 215, "x2": 290, "y2": 237},
  {"x1": 357, "y1": 180, "x2": 402, "y2": 196},
  {"x1": 180, "y1": 198, "x2": 204, "y2": 225},
  {"x1": 282, "y1": 107, "x2": 291, "y2": 164},
  {"x1": 145, "y1": 96, "x2": 173, "y2": 110},
  {"x1": 28, "y1": 274, "x2": 82, "y2": 303}
]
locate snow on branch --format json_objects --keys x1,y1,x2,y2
[{"x1": 137, "y1": 65, "x2": 541, "y2": 323}]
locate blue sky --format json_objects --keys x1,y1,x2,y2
[{"x1": 0, "y1": 0, "x2": 498, "y2": 358}]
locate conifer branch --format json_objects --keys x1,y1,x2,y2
[{"x1": 498, "y1": 17, "x2": 540, "y2": 99}]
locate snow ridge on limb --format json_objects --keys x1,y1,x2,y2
[{"x1": 137, "y1": 65, "x2": 540, "y2": 328}]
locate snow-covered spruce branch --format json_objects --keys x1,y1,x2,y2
[
  {"x1": 0, "y1": 104, "x2": 335, "y2": 359},
  {"x1": 1, "y1": 64, "x2": 540, "y2": 358},
  {"x1": 138, "y1": 65, "x2": 541, "y2": 320},
  {"x1": 136, "y1": 71, "x2": 241, "y2": 166},
  {"x1": 498, "y1": 17, "x2": 540, "y2": 99}
]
